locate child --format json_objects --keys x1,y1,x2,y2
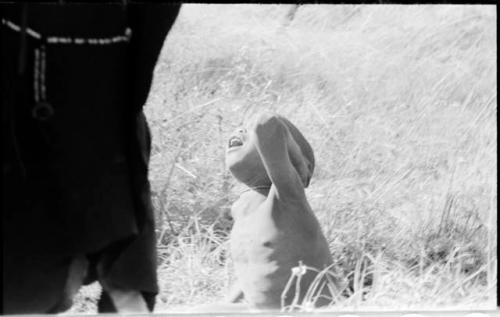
[{"x1": 225, "y1": 112, "x2": 344, "y2": 310}]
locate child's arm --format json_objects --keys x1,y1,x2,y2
[{"x1": 250, "y1": 113, "x2": 307, "y2": 201}]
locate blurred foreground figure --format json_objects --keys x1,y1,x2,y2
[{"x1": 1, "y1": 2, "x2": 180, "y2": 314}]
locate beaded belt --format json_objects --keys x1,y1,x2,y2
[{"x1": 2, "y1": 18, "x2": 132, "y2": 121}]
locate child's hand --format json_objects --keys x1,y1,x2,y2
[
  {"x1": 248, "y1": 112, "x2": 276, "y2": 131},
  {"x1": 250, "y1": 112, "x2": 311, "y2": 187}
]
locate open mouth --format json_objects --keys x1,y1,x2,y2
[{"x1": 228, "y1": 136, "x2": 243, "y2": 148}]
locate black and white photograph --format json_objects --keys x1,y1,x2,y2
[{"x1": 1, "y1": 2, "x2": 497, "y2": 315}]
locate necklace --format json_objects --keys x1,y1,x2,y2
[{"x1": 238, "y1": 185, "x2": 271, "y2": 195}]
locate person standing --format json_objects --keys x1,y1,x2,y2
[{"x1": 1, "y1": 2, "x2": 180, "y2": 313}]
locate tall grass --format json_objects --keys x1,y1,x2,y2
[{"x1": 69, "y1": 4, "x2": 496, "y2": 313}]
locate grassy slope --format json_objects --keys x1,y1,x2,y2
[{"x1": 69, "y1": 4, "x2": 497, "y2": 313}]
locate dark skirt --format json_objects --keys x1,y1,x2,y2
[{"x1": 1, "y1": 3, "x2": 180, "y2": 313}]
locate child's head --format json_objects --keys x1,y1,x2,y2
[{"x1": 225, "y1": 114, "x2": 315, "y2": 188}]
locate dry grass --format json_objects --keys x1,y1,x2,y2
[{"x1": 69, "y1": 4, "x2": 496, "y2": 313}]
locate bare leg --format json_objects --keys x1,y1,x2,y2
[
  {"x1": 48, "y1": 255, "x2": 89, "y2": 313},
  {"x1": 96, "y1": 260, "x2": 149, "y2": 313},
  {"x1": 105, "y1": 287, "x2": 149, "y2": 313}
]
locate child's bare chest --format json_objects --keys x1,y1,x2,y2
[
  {"x1": 230, "y1": 196, "x2": 279, "y2": 262},
  {"x1": 229, "y1": 192, "x2": 314, "y2": 263}
]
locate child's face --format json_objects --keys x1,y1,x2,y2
[{"x1": 225, "y1": 126, "x2": 270, "y2": 186}]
